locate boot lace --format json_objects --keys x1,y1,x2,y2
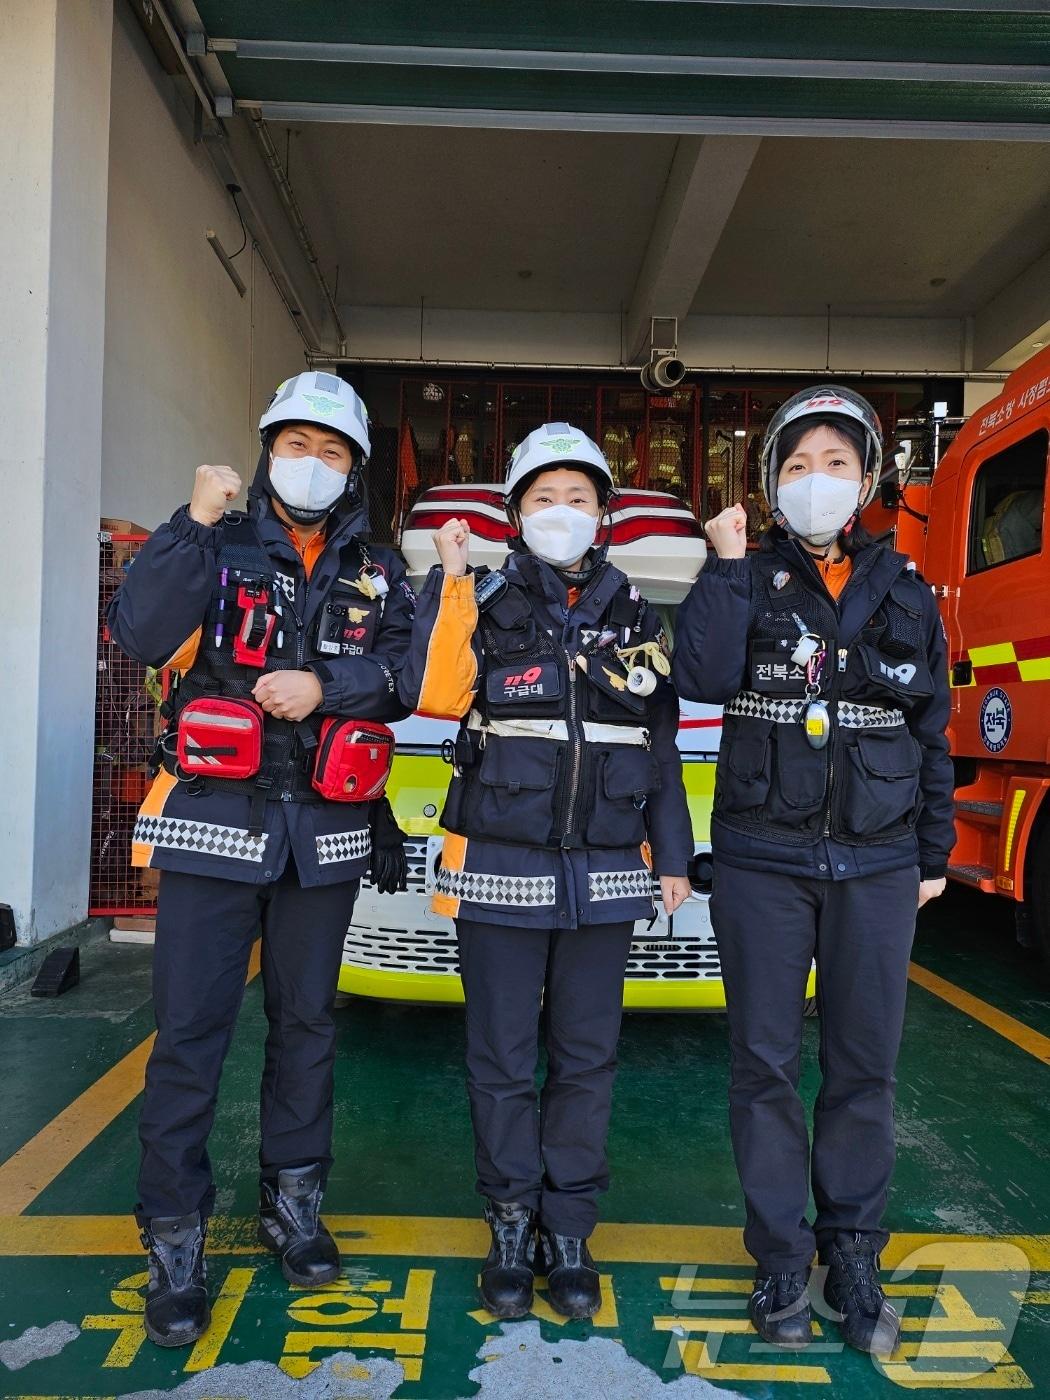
[
  {"x1": 493, "y1": 1212, "x2": 534, "y2": 1269},
  {"x1": 833, "y1": 1240, "x2": 886, "y2": 1316},
  {"x1": 754, "y1": 1271, "x2": 809, "y2": 1317}
]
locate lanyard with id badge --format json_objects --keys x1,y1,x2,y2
[{"x1": 790, "y1": 613, "x2": 830, "y2": 750}]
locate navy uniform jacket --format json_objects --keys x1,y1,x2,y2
[
  {"x1": 672, "y1": 531, "x2": 955, "y2": 881},
  {"x1": 399, "y1": 551, "x2": 694, "y2": 929},
  {"x1": 107, "y1": 487, "x2": 415, "y2": 887}
]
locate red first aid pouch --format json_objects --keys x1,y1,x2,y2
[
  {"x1": 312, "y1": 719, "x2": 395, "y2": 802},
  {"x1": 176, "y1": 697, "x2": 264, "y2": 780}
]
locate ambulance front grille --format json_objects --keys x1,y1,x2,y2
[
  {"x1": 344, "y1": 925, "x2": 461, "y2": 976},
  {"x1": 627, "y1": 936, "x2": 722, "y2": 980},
  {"x1": 349, "y1": 839, "x2": 722, "y2": 981},
  {"x1": 343, "y1": 924, "x2": 723, "y2": 981}
]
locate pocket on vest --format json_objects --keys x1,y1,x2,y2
[
  {"x1": 715, "y1": 720, "x2": 773, "y2": 819},
  {"x1": 769, "y1": 722, "x2": 827, "y2": 819},
  {"x1": 843, "y1": 644, "x2": 933, "y2": 711},
  {"x1": 586, "y1": 747, "x2": 659, "y2": 847},
  {"x1": 474, "y1": 737, "x2": 561, "y2": 844},
  {"x1": 836, "y1": 729, "x2": 922, "y2": 839}
]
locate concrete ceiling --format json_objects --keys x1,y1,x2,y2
[
  {"x1": 279, "y1": 123, "x2": 678, "y2": 312},
  {"x1": 692, "y1": 137, "x2": 1050, "y2": 318},
  {"x1": 271, "y1": 120, "x2": 1050, "y2": 369}
]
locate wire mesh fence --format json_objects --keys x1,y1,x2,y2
[{"x1": 91, "y1": 533, "x2": 165, "y2": 915}]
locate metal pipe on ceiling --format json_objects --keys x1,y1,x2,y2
[
  {"x1": 311, "y1": 353, "x2": 1008, "y2": 382},
  {"x1": 244, "y1": 111, "x2": 347, "y2": 354}
]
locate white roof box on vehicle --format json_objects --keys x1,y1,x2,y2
[{"x1": 400, "y1": 484, "x2": 706, "y2": 603}]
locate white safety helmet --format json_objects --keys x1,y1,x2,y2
[
  {"x1": 259, "y1": 371, "x2": 371, "y2": 463},
  {"x1": 760, "y1": 385, "x2": 883, "y2": 515},
  {"x1": 505, "y1": 422, "x2": 614, "y2": 502}
]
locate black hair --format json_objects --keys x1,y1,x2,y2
[
  {"x1": 508, "y1": 463, "x2": 613, "y2": 511},
  {"x1": 776, "y1": 414, "x2": 869, "y2": 471}
]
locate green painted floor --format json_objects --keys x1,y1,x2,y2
[{"x1": 0, "y1": 884, "x2": 1048, "y2": 1398}]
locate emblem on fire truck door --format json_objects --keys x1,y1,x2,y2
[{"x1": 979, "y1": 687, "x2": 1012, "y2": 754}]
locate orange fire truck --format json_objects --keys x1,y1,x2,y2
[{"x1": 868, "y1": 346, "x2": 1050, "y2": 960}]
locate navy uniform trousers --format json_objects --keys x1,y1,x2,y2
[
  {"x1": 711, "y1": 860, "x2": 920, "y2": 1274},
  {"x1": 136, "y1": 861, "x2": 357, "y2": 1225},
  {"x1": 456, "y1": 919, "x2": 635, "y2": 1239}
]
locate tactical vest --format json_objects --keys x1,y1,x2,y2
[
  {"x1": 715, "y1": 548, "x2": 934, "y2": 848},
  {"x1": 440, "y1": 573, "x2": 664, "y2": 850},
  {"x1": 160, "y1": 513, "x2": 383, "y2": 821}
]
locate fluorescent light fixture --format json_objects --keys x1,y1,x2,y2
[{"x1": 206, "y1": 230, "x2": 247, "y2": 297}]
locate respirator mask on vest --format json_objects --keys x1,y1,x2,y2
[
  {"x1": 776, "y1": 473, "x2": 863, "y2": 548},
  {"x1": 520, "y1": 504, "x2": 600, "y2": 568}
]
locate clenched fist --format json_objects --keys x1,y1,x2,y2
[
  {"x1": 252, "y1": 670, "x2": 323, "y2": 722},
  {"x1": 189, "y1": 464, "x2": 242, "y2": 527},
  {"x1": 704, "y1": 503, "x2": 748, "y2": 560},
  {"x1": 434, "y1": 517, "x2": 470, "y2": 577}
]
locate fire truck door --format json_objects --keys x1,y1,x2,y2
[{"x1": 954, "y1": 427, "x2": 1049, "y2": 766}]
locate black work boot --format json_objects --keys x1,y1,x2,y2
[
  {"x1": 141, "y1": 1212, "x2": 210, "y2": 1348},
  {"x1": 258, "y1": 1164, "x2": 341, "y2": 1286},
  {"x1": 537, "y1": 1226, "x2": 601, "y2": 1319},
  {"x1": 821, "y1": 1232, "x2": 901, "y2": 1357},
  {"x1": 479, "y1": 1200, "x2": 537, "y2": 1319},
  {"x1": 748, "y1": 1270, "x2": 813, "y2": 1349}
]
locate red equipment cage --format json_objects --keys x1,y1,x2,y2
[{"x1": 90, "y1": 532, "x2": 167, "y2": 916}]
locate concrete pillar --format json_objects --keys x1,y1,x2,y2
[{"x1": 0, "y1": 0, "x2": 114, "y2": 944}]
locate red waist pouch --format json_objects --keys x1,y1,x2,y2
[
  {"x1": 312, "y1": 719, "x2": 395, "y2": 802},
  {"x1": 176, "y1": 697, "x2": 264, "y2": 780}
]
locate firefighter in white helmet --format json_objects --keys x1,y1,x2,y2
[
  {"x1": 673, "y1": 386, "x2": 954, "y2": 1357},
  {"x1": 399, "y1": 423, "x2": 693, "y2": 1320},
  {"x1": 107, "y1": 372, "x2": 416, "y2": 1347}
]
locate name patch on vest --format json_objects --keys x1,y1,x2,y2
[
  {"x1": 486, "y1": 661, "x2": 564, "y2": 706},
  {"x1": 748, "y1": 639, "x2": 808, "y2": 694}
]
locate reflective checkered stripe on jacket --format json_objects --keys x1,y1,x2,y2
[
  {"x1": 724, "y1": 691, "x2": 905, "y2": 728},
  {"x1": 588, "y1": 869, "x2": 652, "y2": 901},
  {"x1": 316, "y1": 829, "x2": 371, "y2": 867},
  {"x1": 133, "y1": 813, "x2": 269, "y2": 863},
  {"x1": 435, "y1": 867, "x2": 557, "y2": 908}
]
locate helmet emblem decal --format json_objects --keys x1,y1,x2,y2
[{"x1": 302, "y1": 394, "x2": 345, "y2": 417}]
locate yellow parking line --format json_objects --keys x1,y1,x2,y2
[
  {"x1": 0, "y1": 1213, "x2": 1047, "y2": 1270},
  {"x1": 908, "y1": 961, "x2": 1050, "y2": 1067},
  {"x1": 0, "y1": 942, "x2": 261, "y2": 1215}
]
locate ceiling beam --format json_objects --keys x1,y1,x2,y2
[
  {"x1": 624, "y1": 135, "x2": 761, "y2": 363},
  {"x1": 236, "y1": 101, "x2": 1050, "y2": 143},
  {"x1": 209, "y1": 41, "x2": 1050, "y2": 86},
  {"x1": 627, "y1": 0, "x2": 1050, "y2": 10},
  {"x1": 973, "y1": 245, "x2": 1050, "y2": 370}
]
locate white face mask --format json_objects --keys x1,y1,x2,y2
[
  {"x1": 777, "y1": 473, "x2": 862, "y2": 546},
  {"x1": 269, "y1": 453, "x2": 346, "y2": 514},
  {"x1": 520, "y1": 503, "x2": 599, "y2": 567}
]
